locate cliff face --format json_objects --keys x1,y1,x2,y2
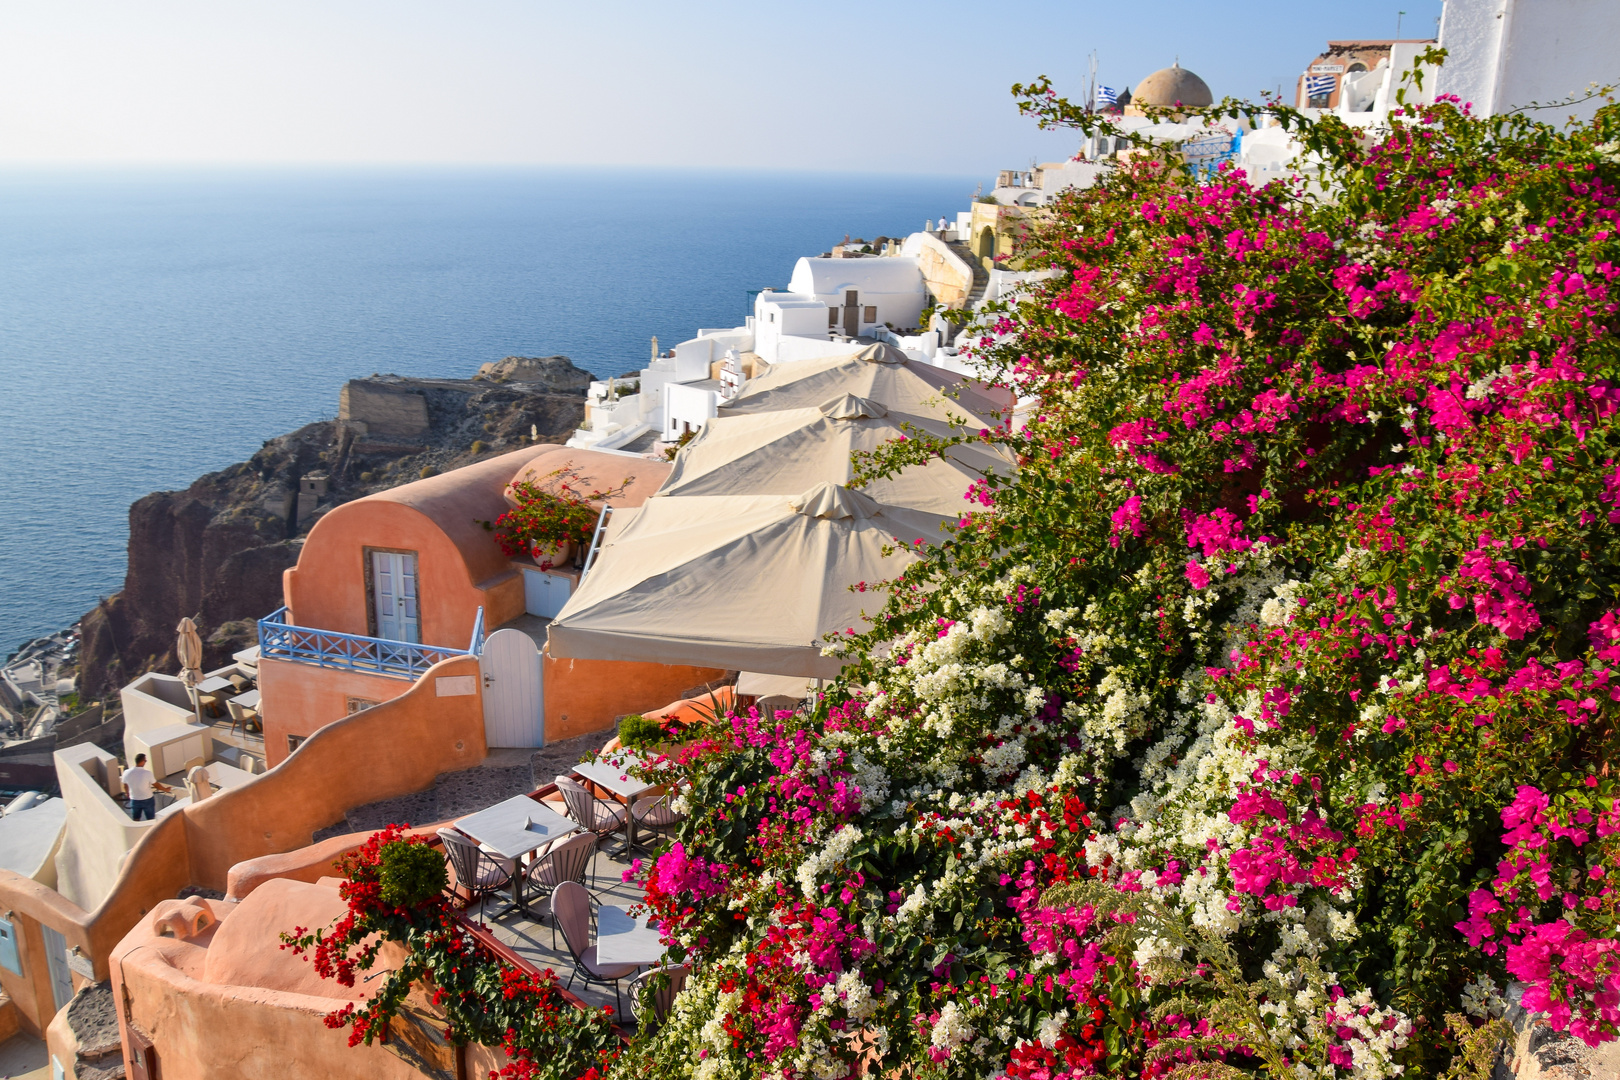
[{"x1": 78, "y1": 360, "x2": 591, "y2": 699}]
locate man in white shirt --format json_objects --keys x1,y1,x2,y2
[{"x1": 123, "y1": 754, "x2": 171, "y2": 821}]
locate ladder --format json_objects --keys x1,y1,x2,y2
[{"x1": 580, "y1": 505, "x2": 615, "y2": 578}]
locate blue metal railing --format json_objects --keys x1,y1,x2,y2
[{"x1": 258, "y1": 606, "x2": 485, "y2": 680}]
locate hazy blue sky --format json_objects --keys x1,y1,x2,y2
[{"x1": 1, "y1": 0, "x2": 1444, "y2": 172}]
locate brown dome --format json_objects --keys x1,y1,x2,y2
[{"x1": 1134, "y1": 63, "x2": 1213, "y2": 108}]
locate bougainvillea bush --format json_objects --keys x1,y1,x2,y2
[
  {"x1": 481, "y1": 464, "x2": 633, "y2": 568},
  {"x1": 617, "y1": 77, "x2": 1620, "y2": 1079}
]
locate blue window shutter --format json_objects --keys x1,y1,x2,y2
[{"x1": 0, "y1": 918, "x2": 21, "y2": 976}]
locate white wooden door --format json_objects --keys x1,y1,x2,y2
[
  {"x1": 479, "y1": 628, "x2": 544, "y2": 747},
  {"x1": 372, "y1": 551, "x2": 420, "y2": 643},
  {"x1": 41, "y1": 925, "x2": 72, "y2": 1012},
  {"x1": 523, "y1": 569, "x2": 571, "y2": 619}
]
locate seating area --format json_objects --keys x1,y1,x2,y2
[
  {"x1": 440, "y1": 749, "x2": 689, "y2": 1026},
  {"x1": 189, "y1": 649, "x2": 266, "y2": 759}
]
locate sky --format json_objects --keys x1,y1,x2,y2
[{"x1": 0, "y1": 0, "x2": 1445, "y2": 173}]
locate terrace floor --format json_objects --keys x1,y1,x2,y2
[
  {"x1": 461, "y1": 842, "x2": 658, "y2": 1026},
  {"x1": 202, "y1": 715, "x2": 266, "y2": 760}
]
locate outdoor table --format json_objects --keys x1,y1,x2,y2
[
  {"x1": 205, "y1": 761, "x2": 256, "y2": 791},
  {"x1": 572, "y1": 754, "x2": 656, "y2": 855},
  {"x1": 454, "y1": 796, "x2": 580, "y2": 914},
  {"x1": 594, "y1": 905, "x2": 664, "y2": 967},
  {"x1": 230, "y1": 689, "x2": 261, "y2": 709},
  {"x1": 196, "y1": 676, "x2": 234, "y2": 694}
]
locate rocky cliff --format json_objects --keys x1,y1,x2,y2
[{"x1": 77, "y1": 358, "x2": 592, "y2": 700}]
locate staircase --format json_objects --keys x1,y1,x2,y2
[{"x1": 947, "y1": 240, "x2": 991, "y2": 310}]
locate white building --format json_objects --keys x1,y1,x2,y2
[
  {"x1": 1436, "y1": 0, "x2": 1620, "y2": 123},
  {"x1": 568, "y1": 246, "x2": 947, "y2": 452},
  {"x1": 786, "y1": 256, "x2": 928, "y2": 338}
]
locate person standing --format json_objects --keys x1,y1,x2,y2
[{"x1": 123, "y1": 754, "x2": 170, "y2": 821}]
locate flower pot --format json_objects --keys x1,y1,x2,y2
[{"x1": 531, "y1": 539, "x2": 574, "y2": 569}]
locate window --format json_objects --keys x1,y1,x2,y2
[
  {"x1": 346, "y1": 697, "x2": 379, "y2": 715},
  {"x1": 287, "y1": 734, "x2": 305, "y2": 755},
  {"x1": 863, "y1": 306, "x2": 877, "y2": 324},
  {"x1": 828, "y1": 308, "x2": 838, "y2": 327}
]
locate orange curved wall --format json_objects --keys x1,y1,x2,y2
[
  {"x1": 285, "y1": 500, "x2": 521, "y2": 648},
  {"x1": 542, "y1": 646, "x2": 727, "y2": 743},
  {"x1": 0, "y1": 653, "x2": 489, "y2": 1042}
]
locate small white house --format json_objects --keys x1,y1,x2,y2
[{"x1": 786, "y1": 256, "x2": 927, "y2": 338}]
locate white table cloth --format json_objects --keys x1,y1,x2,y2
[
  {"x1": 595, "y1": 905, "x2": 664, "y2": 966},
  {"x1": 456, "y1": 796, "x2": 579, "y2": 861}
]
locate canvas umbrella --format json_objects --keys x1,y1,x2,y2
[
  {"x1": 722, "y1": 342, "x2": 1010, "y2": 427},
  {"x1": 175, "y1": 618, "x2": 204, "y2": 687},
  {"x1": 547, "y1": 482, "x2": 946, "y2": 678},
  {"x1": 658, "y1": 393, "x2": 1011, "y2": 516}
]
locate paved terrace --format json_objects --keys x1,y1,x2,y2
[{"x1": 460, "y1": 840, "x2": 650, "y2": 1024}]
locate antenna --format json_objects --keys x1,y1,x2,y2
[{"x1": 1396, "y1": 9, "x2": 1406, "y2": 38}]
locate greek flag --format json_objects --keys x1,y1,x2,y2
[
  {"x1": 1305, "y1": 74, "x2": 1337, "y2": 99},
  {"x1": 1095, "y1": 85, "x2": 1118, "y2": 108}
]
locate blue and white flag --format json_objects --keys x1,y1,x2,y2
[
  {"x1": 1305, "y1": 74, "x2": 1337, "y2": 99},
  {"x1": 1095, "y1": 85, "x2": 1118, "y2": 108}
]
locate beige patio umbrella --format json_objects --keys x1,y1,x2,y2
[
  {"x1": 658, "y1": 393, "x2": 1012, "y2": 516},
  {"x1": 547, "y1": 482, "x2": 946, "y2": 678},
  {"x1": 175, "y1": 618, "x2": 204, "y2": 687},
  {"x1": 721, "y1": 342, "x2": 1011, "y2": 427}
]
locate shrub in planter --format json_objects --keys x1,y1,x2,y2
[
  {"x1": 282, "y1": 824, "x2": 619, "y2": 1079},
  {"x1": 616, "y1": 713, "x2": 668, "y2": 751}
]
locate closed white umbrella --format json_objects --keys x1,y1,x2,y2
[
  {"x1": 658, "y1": 393, "x2": 1011, "y2": 515},
  {"x1": 175, "y1": 618, "x2": 204, "y2": 687},
  {"x1": 547, "y1": 483, "x2": 945, "y2": 678}
]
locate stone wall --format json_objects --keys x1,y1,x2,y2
[
  {"x1": 906, "y1": 232, "x2": 977, "y2": 310},
  {"x1": 338, "y1": 380, "x2": 429, "y2": 438}
]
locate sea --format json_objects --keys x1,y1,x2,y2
[{"x1": 0, "y1": 167, "x2": 977, "y2": 658}]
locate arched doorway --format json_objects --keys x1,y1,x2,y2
[{"x1": 975, "y1": 226, "x2": 996, "y2": 270}]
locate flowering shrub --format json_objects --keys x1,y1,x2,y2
[
  {"x1": 281, "y1": 825, "x2": 619, "y2": 1079},
  {"x1": 481, "y1": 464, "x2": 633, "y2": 567},
  {"x1": 615, "y1": 69, "x2": 1620, "y2": 1080}
]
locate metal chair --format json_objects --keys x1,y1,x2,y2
[
  {"x1": 630, "y1": 963, "x2": 690, "y2": 1028},
  {"x1": 631, "y1": 788, "x2": 685, "y2": 844},
  {"x1": 436, "y1": 828, "x2": 516, "y2": 916},
  {"x1": 555, "y1": 775, "x2": 627, "y2": 883},
  {"x1": 552, "y1": 881, "x2": 638, "y2": 1019},
  {"x1": 523, "y1": 832, "x2": 596, "y2": 944}
]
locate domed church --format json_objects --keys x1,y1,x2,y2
[{"x1": 1125, "y1": 61, "x2": 1213, "y2": 114}]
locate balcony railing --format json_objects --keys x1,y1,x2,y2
[{"x1": 258, "y1": 606, "x2": 484, "y2": 680}]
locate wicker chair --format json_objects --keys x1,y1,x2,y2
[
  {"x1": 523, "y1": 831, "x2": 597, "y2": 944},
  {"x1": 555, "y1": 775, "x2": 627, "y2": 883},
  {"x1": 552, "y1": 881, "x2": 638, "y2": 1018},
  {"x1": 631, "y1": 788, "x2": 685, "y2": 843},
  {"x1": 437, "y1": 829, "x2": 516, "y2": 916},
  {"x1": 630, "y1": 963, "x2": 690, "y2": 1028}
]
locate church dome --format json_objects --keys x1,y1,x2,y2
[{"x1": 1133, "y1": 62, "x2": 1213, "y2": 108}]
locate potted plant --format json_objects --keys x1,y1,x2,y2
[{"x1": 479, "y1": 463, "x2": 632, "y2": 570}]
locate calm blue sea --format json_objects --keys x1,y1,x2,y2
[{"x1": 0, "y1": 167, "x2": 976, "y2": 657}]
